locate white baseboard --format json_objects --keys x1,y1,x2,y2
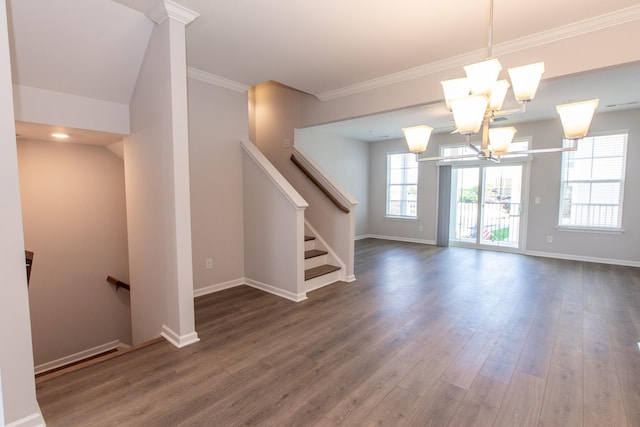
[
  {"x1": 194, "y1": 277, "x2": 308, "y2": 302},
  {"x1": 34, "y1": 340, "x2": 121, "y2": 375},
  {"x1": 365, "y1": 234, "x2": 437, "y2": 245},
  {"x1": 344, "y1": 274, "x2": 356, "y2": 282},
  {"x1": 193, "y1": 278, "x2": 245, "y2": 297},
  {"x1": 160, "y1": 325, "x2": 200, "y2": 348},
  {"x1": 526, "y1": 250, "x2": 640, "y2": 268},
  {"x1": 245, "y1": 278, "x2": 308, "y2": 302},
  {"x1": 5, "y1": 411, "x2": 45, "y2": 427}
]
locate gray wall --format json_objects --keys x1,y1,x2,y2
[
  {"x1": 365, "y1": 108, "x2": 640, "y2": 265},
  {"x1": 369, "y1": 138, "x2": 438, "y2": 243},
  {"x1": 524, "y1": 108, "x2": 640, "y2": 263},
  {"x1": 296, "y1": 129, "x2": 370, "y2": 237}
]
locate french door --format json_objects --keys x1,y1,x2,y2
[{"x1": 449, "y1": 163, "x2": 525, "y2": 250}]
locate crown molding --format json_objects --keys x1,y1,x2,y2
[
  {"x1": 147, "y1": 0, "x2": 199, "y2": 25},
  {"x1": 316, "y1": 4, "x2": 640, "y2": 101},
  {"x1": 493, "y1": 4, "x2": 640, "y2": 57},
  {"x1": 187, "y1": 67, "x2": 250, "y2": 93},
  {"x1": 165, "y1": 0, "x2": 199, "y2": 25}
]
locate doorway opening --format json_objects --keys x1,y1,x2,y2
[{"x1": 450, "y1": 163, "x2": 526, "y2": 251}]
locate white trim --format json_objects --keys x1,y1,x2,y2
[
  {"x1": 188, "y1": 67, "x2": 250, "y2": 93},
  {"x1": 161, "y1": 326, "x2": 200, "y2": 348},
  {"x1": 526, "y1": 250, "x2": 640, "y2": 268},
  {"x1": 240, "y1": 140, "x2": 309, "y2": 209},
  {"x1": 556, "y1": 225, "x2": 624, "y2": 234},
  {"x1": 384, "y1": 216, "x2": 418, "y2": 221},
  {"x1": 343, "y1": 274, "x2": 356, "y2": 282},
  {"x1": 193, "y1": 278, "x2": 309, "y2": 302},
  {"x1": 148, "y1": 0, "x2": 199, "y2": 25},
  {"x1": 0, "y1": 371, "x2": 3, "y2": 427},
  {"x1": 165, "y1": 0, "x2": 199, "y2": 25},
  {"x1": 316, "y1": 5, "x2": 640, "y2": 101},
  {"x1": 193, "y1": 278, "x2": 245, "y2": 297},
  {"x1": 366, "y1": 234, "x2": 437, "y2": 246},
  {"x1": 34, "y1": 340, "x2": 120, "y2": 375},
  {"x1": 244, "y1": 278, "x2": 308, "y2": 302},
  {"x1": 4, "y1": 411, "x2": 45, "y2": 427}
]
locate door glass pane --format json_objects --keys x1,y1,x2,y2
[
  {"x1": 450, "y1": 167, "x2": 479, "y2": 242},
  {"x1": 480, "y1": 165, "x2": 523, "y2": 247}
]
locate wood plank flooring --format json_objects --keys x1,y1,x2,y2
[{"x1": 36, "y1": 239, "x2": 640, "y2": 426}]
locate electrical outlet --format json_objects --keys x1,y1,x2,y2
[
  {"x1": 205, "y1": 258, "x2": 213, "y2": 269},
  {"x1": 546, "y1": 235, "x2": 553, "y2": 243},
  {"x1": 418, "y1": 225, "x2": 423, "y2": 232}
]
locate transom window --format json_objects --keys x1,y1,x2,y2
[
  {"x1": 386, "y1": 153, "x2": 418, "y2": 218},
  {"x1": 558, "y1": 133, "x2": 627, "y2": 230}
]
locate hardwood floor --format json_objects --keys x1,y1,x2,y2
[{"x1": 36, "y1": 239, "x2": 640, "y2": 426}]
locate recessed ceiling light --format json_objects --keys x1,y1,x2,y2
[{"x1": 51, "y1": 133, "x2": 70, "y2": 139}]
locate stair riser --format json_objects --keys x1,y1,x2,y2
[
  {"x1": 304, "y1": 239, "x2": 316, "y2": 251},
  {"x1": 305, "y1": 270, "x2": 341, "y2": 292},
  {"x1": 305, "y1": 254, "x2": 328, "y2": 269}
]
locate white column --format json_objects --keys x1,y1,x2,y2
[{"x1": 0, "y1": 0, "x2": 44, "y2": 424}]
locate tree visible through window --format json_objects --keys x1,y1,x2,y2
[
  {"x1": 387, "y1": 153, "x2": 418, "y2": 218},
  {"x1": 558, "y1": 133, "x2": 627, "y2": 229}
]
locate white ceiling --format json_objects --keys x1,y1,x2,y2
[{"x1": 6, "y1": 0, "x2": 640, "y2": 145}]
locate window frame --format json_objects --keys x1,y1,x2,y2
[
  {"x1": 386, "y1": 152, "x2": 419, "y2": 219},
  {"x1": 557, "y1": 131, "x2": 628, "y2": 232}
]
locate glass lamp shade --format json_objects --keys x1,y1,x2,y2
[
  {"x1": 450, "y1": 95, "x2": 488, "y2": 135},
  {"x1": 402, "y1": 125, "x2": 433, "y2": 154},
  {"x1": 556, "y1": 99, "x2": 599, "y2": 139},
  {"x1": 508, "y1": 62, "x2": 545, "y2": 102},
  {"x1": 489, "y1": 127, "x2": 517, "y2": 154},
  {"x1": 489, "y1": 80, "x2": 510, "y2": 111},
  {"x1": 441, "y1": 78, "x2": 470, "y2": 110},
  {"x1": 464, "y1": 58, "x2": 502, "y2": 95}
]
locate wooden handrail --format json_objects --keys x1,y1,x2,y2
[
  {"x1": 106, "y1": 276, "x2": 130, "y2": 291},
  {"x1": 291, "y1": 154, "x2": 350, "y2": 213}
]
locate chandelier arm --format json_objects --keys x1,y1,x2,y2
[
  {"x1": 493, "y1": 102, "x2": 528, "y2": 118},
  {"x1": 416, "y1": 153, "x2": 480, "y2": 162}
]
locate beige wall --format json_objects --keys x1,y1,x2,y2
[
  {"x1": 252, "y1": 82, "x2": 356, "y2": 279},
  {"x1": 17, "y1": 139, "x2": 132, "y2": 366}
]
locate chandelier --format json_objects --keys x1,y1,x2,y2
[{"x1": 403, "y1": 0, "x2": 599, "y2": 162}]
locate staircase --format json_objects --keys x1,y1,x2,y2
[{"x1": 304, "y1": 234, "x2": 341, "y2": 292}]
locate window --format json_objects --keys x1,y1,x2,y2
[
  {"x1": 386, "y1": 153, "x2": 418, "y2": 218},
  {"x1": 558, "y1": 133, "x2": 627, "y2": 230}
]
